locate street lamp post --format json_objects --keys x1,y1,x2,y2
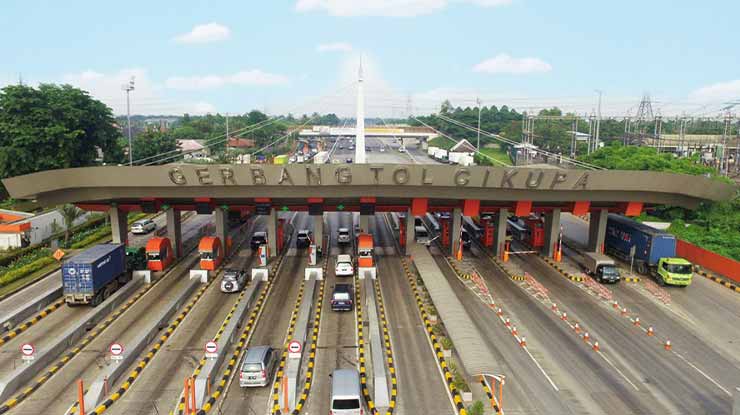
[
  {"x1": 476, "y1": 97, "x2": 482, "y2": 150},
  {"x1": 122, "y1": 78, "x2": 135, "y2": 166}
]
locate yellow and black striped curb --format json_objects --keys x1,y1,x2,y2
[
  {"x1": 542, "y1": 257, "x2": 584, "y2": 282},
  {"x1": 623, "y1": 277, "x2": 641, "y2": 283},
  {"x1": 0, "y1": 279, "x2": 158, "y2": 414},
  {"x1": 401, "y1": 258, "x2": 468, "y2": 415},
  {"x1": 695, "y1": 268, "x2": 740, "y2": 293},
  {"x1": 510, "y1": 275, "x2": 525, "y2": 281},
  {"x1": 281, "y1": 280, "x2": 324, "y2": 414},
  {"x1": 479, "y1": 378, "x2": 501, "y2": 413},
  {"x1": 270, "y1": 280, "x2": 307, "y2": 414},
  {"x1": 355, "y1": 277, "x2": 376, "y2": 414},
  {"x1": 0, "y1": 298, "x2": 64, "y2": 347},
  {"x1": 91, "y1": 278, "x2": 215, "y2": 414},
  {"x1": 374, "y1": 277, "x2": 398, "y2": 415}
]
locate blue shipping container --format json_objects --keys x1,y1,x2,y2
[
  {"x1": 605, "y1": 214, "x2": 676, "y2": 266},
  {"x1": 62, "y1": 244, "x2": 126, "y2": 296}
]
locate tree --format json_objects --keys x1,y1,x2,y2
[
  {"x1": 129, "y1": 130, "x2": 179, "y2": 165},
  {"x1": 60, "y1": 204, "x2": 85, "y2": 246},
  {"x1": 0, "y1": 84, "x2": 122, "y2": 195}
]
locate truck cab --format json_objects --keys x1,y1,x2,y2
[{"x1": 656, "y1": 257, "x2": 693, "y2": 286}]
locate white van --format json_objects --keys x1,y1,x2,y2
[
  {"x1": 330, "y1": 368, "x2": 363, "y2": 415},
  {"x1": 414, "y1": 225, "x2": 430, "y2": 245}
]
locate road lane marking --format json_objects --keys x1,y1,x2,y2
[{"x1": 672, "y1": 352, "x2": 731, "y2": 397}]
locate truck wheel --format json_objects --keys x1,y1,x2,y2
[
  {"x1": 91, "y1": 293, "x2": 101, "y2": 307},
  {"x1": 657, "y1": 277, "x2": 666, "y2": 287},
  {"x1": 637, "y1": 262, "x2": 647, "y2": 275}
]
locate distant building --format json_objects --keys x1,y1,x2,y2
[
  {"x1": 0, "y1": 208, "x2": 90, "y2": 250},
  {"x1": 227, "y1": 137, "x2": 256, "y2": 149}
]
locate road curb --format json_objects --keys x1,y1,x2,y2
[{"x1": 695, "y1": 268, "x2": 740, "y2": 293}]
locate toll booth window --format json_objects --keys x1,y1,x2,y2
[
  {"x1": 200, "y1": 251, "x2": 214, "y2": 260},
  {"x1": 147, "y1": 252, "x2": 161, "y2": 261}
]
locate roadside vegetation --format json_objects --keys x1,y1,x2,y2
[{"x1": 579, "y1": 143, "x2": 740, "y2": 261}]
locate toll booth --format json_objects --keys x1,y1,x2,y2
[
  {"x1": 525, "y1": 217, "x2": 545, "y2": 248},
  {"x1": 399, "y1": 217, "x2": 406, "y2": 247},
  {"x1": 199, "y1": 236, "x2": 224, "y2": 271},
  {"x1": 145, "y1": 237, "x2": 174, "y2": 271},
  {"x1": 480, "y1": 217, "x2": 495, "y2": 248},
  {"x1": 440, "y1": 218, "x2": 450, "y2": 247},
  {"x1": 277, "y1": 218, "x2": 285, "y2": 252},
  {"x1": 357, "y1": 233, "x2": 374, "y2": 267}
]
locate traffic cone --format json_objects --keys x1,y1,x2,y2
[
  {"x1": 551, "y1": 303, "x2": 558, "y2": 311},
  {"x1": 583, "y1": 332, "x2": 590, "y2": 342},
  {"x1": 511, "y1": 326, "x2": 518, "y2": 336},
  {"x1": 612, "y1": 301, "x2": 619, "y2": 309},
  {"x1": 647, "y1": 326, "x2": 654, "y2": 336},
  {"x1": 519, "y1": 337, "x2": 526, "y2": 347},
  {"x1": 593, "y1": 341, "x2": 600, "y2": 352},
  {"x1": 497, "y1": 308, "x2": 503, "y2": 316},
  {"x1": 561, "y1": 312, "x2": 568, "y2": 321},
  {"x1": 505, "y1": 318, "x2": 511, "y2": 327},
  {"x1": 621, "y1": 307, "x2": 628, "y2": 316},
  {"x1": 664, "y1": 340, "x2": 672, "y2": 351},
  {"x1": 574, "y1": 323, "x2": 581, "y2": 333},
  {"x1": 633, "y1": 317, "x2": 641, "y2": 327}
]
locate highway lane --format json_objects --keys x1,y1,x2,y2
[
  {"x1": 9, "y1": 248, "x2": 203, "y2": 414},
  {"x1": 512, "y1": 252, "x2": 734, "y2": 414},
  {"x1": 106, "y1": 221, "x2": 263, "y2": 414},
  {"x1": 303, "y1": 212, "x2": 357, "y2": 415},
  {"x1": 218, "y1": 214, "x2": 311, "y2": 414},
  {"x1": 467, "y1": 244, "x2": 666, "y2": 415},
  {"x1": 0, "y1": 212, "x2": 205, "y2": 322},
  {"x1": 370, "y1": 214, "x2": 451, "y2": 414}
]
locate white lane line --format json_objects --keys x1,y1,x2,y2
[
  {"x1": 522, "y1": 347, "x2": 560, "y2": 392},
  {"x1": 672, "y1": 351, "x2": 732, "y2": 397},
  {"x1": 596, "y1": 351, "x2": 640, "y2": 391}
]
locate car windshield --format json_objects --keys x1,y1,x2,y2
[
  {"x1": 223, "y1": 273, "x2": 237, "y2": 280},
  {"x1": 333, "y1": 399, "x2": 360, "y2": 410},
  {"x1": 333, "y1": 292, "x2": 350, "y2": 300},
  {"x1": 338, "y1": 262, "x2": 351, "y2": 267},
  {"x1": 602, "y1": 266, "x2": 619, "y2": 276},
  {"x1": 664, "y1": 264, "x2": 692, "y2": 274}
]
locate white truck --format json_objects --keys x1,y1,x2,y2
[
  {"x1": 572, "y1": 251, "x2": 621, "y2": 283},
  {"x1": 433, "y1": 148, "x2": 449, "y2": 163},
  {"x1": 427, "y1": 146, "x2": 439, "y2": 156},
  {"x1": 314, "y1": 151, "x2": 329, "y2": 164}
]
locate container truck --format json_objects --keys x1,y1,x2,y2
[
  {"x1": 572, "y1": 251, "x2": 620, "y2": 283},
  {"x1": 605, "y1": 214, "x2": 693, "y2": 286},
  {"x1": 62, "y1": 244, "x2": 141, "y2": 306}
]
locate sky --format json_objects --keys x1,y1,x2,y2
[{"x1": 1, "y1": 0, "x2": 739, "y2": 118}]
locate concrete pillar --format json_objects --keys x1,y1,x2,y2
[
  {"x1": 166, "y1": 208, "x2": 183, "y2": 258},
  {"x1": 451, "y1": 208, "x2": 462, "y2": 256},
  {"x1": 313, "y1": 214, "x2": 324, "y2": 253},
  {"x1": 493, "y1": 209, "x2": 509, "y2": 256},
  {"x1": 214, "y1": 209, "x2": 228, "y2": 256},
  {"x1": 267, "y1": 208, "x2": 277, "y2": 257},
  {"x1": 587, "y1": 209, "x2": 608, "y2": 253},
  {"x1": 404, "y1": 209, "x2": 414, "y2": 254},
  {"x1": 109, "y1": 207, "x2": 128, "y2": 245},
  {"x1": 543, "y1": 208, "x2": 561, "y2": 258},
  {"x1": 360, "y1": 215, "x2": 370, "y2": 234}
]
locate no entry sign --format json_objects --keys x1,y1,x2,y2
[
  {"x1": 288, "y1": 340, "x2": 302, "y2": 358},
  {"x1": 205, "y1": 341, "x2": 218, "y2": 358},
  {"x1": 20, "y1": 343, "x2": 34, "y2": 356},
  {"x1": 110, "y1": 343, "x2": 124, "y2": 360}
]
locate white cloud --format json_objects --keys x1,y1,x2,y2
[
  {"x1": 165, "y1": 70, "x2": 289, "y2": 90},
  {"x1": 689, "y1": 80, "x2": 740, "y2": 102},
  {"x1": 62, "y1": 68, "x2": 216, "y2": 115},
  {"x1": 174, "y1": 22, "x2": 231, "y2": 44},
  {"x1": 317, "y1": 42, "x2": 353, "y2": 53},
  {"x1": 295, "y1": 0, "x2": 508, "y2": 17},
  {"x1": 473, "y1": 53, "x2": 552, "y2": 75}
]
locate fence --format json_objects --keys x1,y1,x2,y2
[{"x1": 676, "y1": 239, "x2": 740, "y2": 283}]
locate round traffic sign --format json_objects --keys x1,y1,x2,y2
[
  {"x1": 20, "y1": 343, "x2": 34, "y2": 356},
  {"x1": 288, "y1": 340, "x2": 302, "y2": 354},
  {"x1": 110, "y1": 343, "x2": 124, "y2": 356},
  {"x1": 205, "y1": 341, "x2": 218, "y2": 354}
]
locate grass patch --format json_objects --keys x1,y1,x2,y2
[{"x1": 477, "y1": 147, "x2": 512, "y2": 166}]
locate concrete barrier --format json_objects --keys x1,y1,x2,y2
[
  {"x1": 79, "y1": 276, "x2": 201, "y2": 410},
  {"x1": 285, "y1": 276, "x2": 318, "y2": 410},
  {"x1": 193, "y1": 280, "x2": 262, "y2": 407},
  {"x1": 251, "y1": 268, "x2": 269, "y2": 281},
  {"x1": 0, "y1": 276, "x2": 145, "y2": 402},
  {"x1": 190, "y1": 269, "x2": 208, "y2": 283},
  {"x1": 1, "y1": 283, "x2": 62, "y2": 332},
  {"x1": 364, "y1": 277, "x2": 390, "y2": 407},
  {"x1": 358, "y1": 266, "x2": 376, "y2": 280},
  {"x1": 304, "y1": 267, "x2": 323, "y2": 281}
]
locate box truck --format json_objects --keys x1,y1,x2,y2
[{"x1": 62, "y1": 244, "x2": 142, "y2": 306}]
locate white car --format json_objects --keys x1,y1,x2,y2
[
  {"x1": 221, "y1": 269, "x2": 247, "y2": 293},
  {"x1": 131, "y1": 219, "x2": 156, "y2": 234},
  {"x1": 337, "y1": 228, "x2": 351, "y2": 244},
  {"x1": 379, "y1": 147, "x2": 386, "y2": 152},
  {"x1": 335, "y1": 254, "x2": 354, "y2": 277}
]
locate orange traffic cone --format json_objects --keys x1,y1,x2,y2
[
  {"x1": 647, "y1": 326, "x2": 654, "y2": 336},
  {"x1": 574, "y1": 323, "x2": 581, "y2": 334},
  {"x1": 583, "y1": 332, "x2": 590, "y2": 342},
  {"x1": 519, "y1": 337, "x2": 526, "y2": 347},
  {"x1": 664, "y1": 340, "x2": 672, "y2": 351},
  {"x1": 633, "y1": 317, "x2": 641, "y2": 327},
  {"x1": 593, "y1": 341, "x2": 600, "y2": 352}
]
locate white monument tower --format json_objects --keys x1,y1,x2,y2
[{"x1": 355, "y1": 58, "x2": 366, "y2": 164}]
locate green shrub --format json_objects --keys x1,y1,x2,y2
[
  {"x1": 467, "y1": 401, "x2": 485, "y2": 415},
  {"x1": 453, "y1": 370, "x2": 470, "y2": 392},
  {"x1": 440, "y1": 336, "x2": 454, "y2": 350},
  {"x1": 0, "y1": 257, "x2": 56, "y2": 286}
]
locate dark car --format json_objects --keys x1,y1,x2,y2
[
  {"x1": 345, "y1": 158, "x2": 353, "y2": 164},
  {"x1": 250, "y1": 231, "x2": 268, "y2": 250},
  {"x1": 331, "y1": 283, "x2": 354, "y2": 311},
  {"x1": 296, "y1": 229, "x2": 312, "y2": 248},
  {"x1": 461, "y1": 228, "x2": 472, "y2": 249}
]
